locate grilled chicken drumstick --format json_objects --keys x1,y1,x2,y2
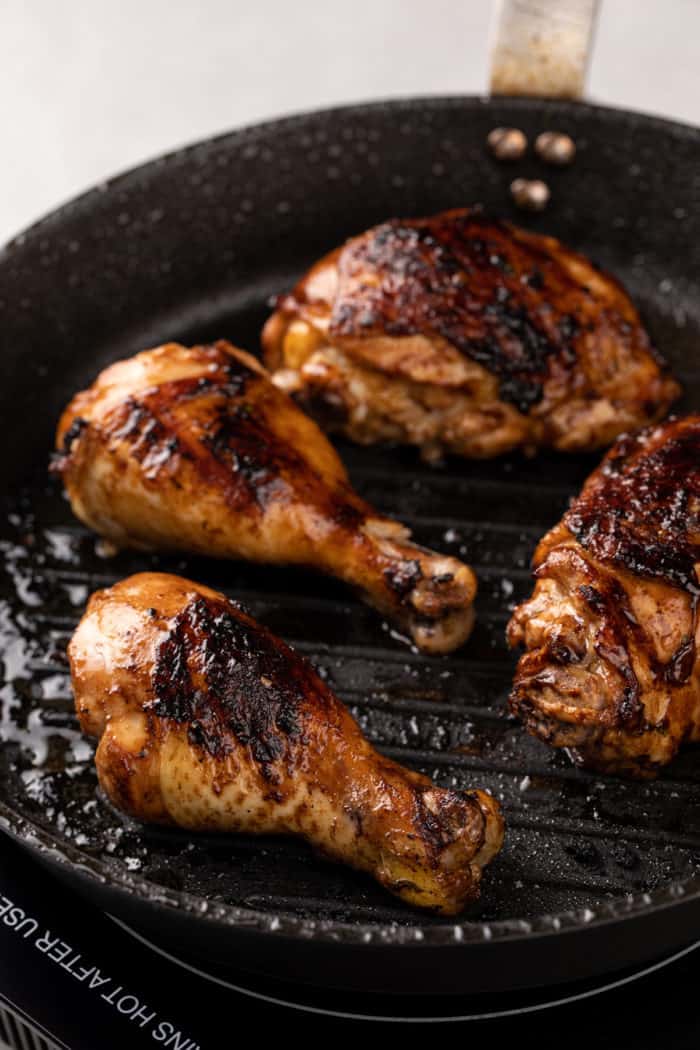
[
  {"x1": 508, "y1": 416, "x2": 700, "y2": 777},
  {"x1": 263, "y1": 207, "x2": 679, "y2": 460},
  {"x1": 53, "y1": 341, "x2": 477, "y2": 653},
  {"x1": 69, "y1": 572, "x2": 503, "y2": 912}
]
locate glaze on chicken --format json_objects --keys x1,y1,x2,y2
[
  {"x1": 52, "y1": 341, "x2": 476, "y2": 653},
  {"x1": 263, "y1": 207, "x2": 679, "y2": 460},
  {"x1": 69, "y1": 572, "x2": 503, "y2": 912},
  {"x1": 508, "y1": 416, "x2": 700, "y2": 776}
]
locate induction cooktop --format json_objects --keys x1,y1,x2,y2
[{"x1": 0, "y1": 834, "x2": 697, "y2": 1048}]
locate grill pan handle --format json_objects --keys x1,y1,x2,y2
[{"x1": 489, "y1": 0, "x2": 600, "y2": 98}]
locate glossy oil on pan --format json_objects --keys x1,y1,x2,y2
[{"x1": 0, "y1": 97, "x2": 698, "y2": 995}]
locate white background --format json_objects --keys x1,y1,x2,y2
[{"x1": 1, "y1": 0, "x2": 698, "y2": 243}]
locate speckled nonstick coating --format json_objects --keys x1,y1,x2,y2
[{"x1": 0, "y1": 96, "x2": 698, "y2": 994}]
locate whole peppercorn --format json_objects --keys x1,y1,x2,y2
[
  {"x1": 487, "y1": 126, "x2": 528, "y2": 161},
  {"x1": 535, "y1": 131, "x2": 576, "y2": 166},
  {"x1": 510, "y1": 178, "x2": 550, "y2": 211}
]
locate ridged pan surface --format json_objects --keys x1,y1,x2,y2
[{"x1": 0, "y1": 97, "x2": 698, "y2": 994}]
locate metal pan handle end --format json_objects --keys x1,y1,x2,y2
[{"x1": 489, "y1": 0, "x2": 600, "y2": 99}]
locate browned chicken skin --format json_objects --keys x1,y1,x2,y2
[
  {"x1": 53, "y1": 341, "x2": 477, "y2": 653},
  {"x1": 262, "y1": 207, "x2": 679, "y2": 460},
  {"x1": 508, "y1": 416, "x2": 700, "y2": 776},
  {"x1": 69, "y1": 572, "x2": 503, "y2": 912}
]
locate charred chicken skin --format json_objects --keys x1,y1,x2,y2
[
  {"x1": 508, "y1": 416, "x2": 700, "y2": 776},
  {"x1": 53, "y1": 341, "x2": 477, "y2": 653},
  {"x1": 262, "y1": 207, "x2": 679, "y2": 460},
  {"x1": 69, "y1": 572, "x2": 503, "y2": 912}
]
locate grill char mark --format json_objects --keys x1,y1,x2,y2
[
  {"x1": 327, "y1": 211, "x2": 607, "y2": 411},
  {"x1": 565, "y1": 416, "x2": 700, "y2": 595},
  {"x1": 150, "y1": 595, "x2": 311, "y2": 779},
  {"x1": 89, "y1": 343, "x2": 368, "y2": 527},
  {"x1": 508, "y1": 416, "x2": 700, "y2": 775}
]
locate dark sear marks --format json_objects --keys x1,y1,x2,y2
[
  {"x1": 49, "y1": 416, "x2": 89, "y2": 473},
  {"x1": 68, "y1": 572, "x2": 503, "y2": 912},
  {"x1": 565, "y1": 416, "x2": 700, "y2": 595},
  {"x1": 263, "y1": 208, "x2": 680, "y2": 461},
  {"x1": 149, "y1": 595, "x2": 313, "y2": 778},
  {"x1": 107, "y1": 398, "x2": 181, "y2": 480},
  {"x1": 136, "y1": 380, "x2": 305, "y2": 510},
  {"x1": 564, "y1": 417, "x2": 700, "y2": 696},
  {"x1": 119, "y1": 348, "x2": 306, "y2": 509},
  {"x1": 383, "y1": 558, "x2": 423, "y2": 599},
  {"x1": 52, "y1": 340, "x2": 478, "y2": 653},
  {"x1": 328, "y1": 209, "x2": 625, "y2": 411},
  {"x1": 509, "y1": 415, "x2": 700, "y2": 774},
  {"x1": 76, "y1": 343, "x2": 361, "y2": 518},
  {"x1": 576, "y1": 575, "x2": 642, "y2": 724},
  {"x1": 530, "y1": 547, "x2": 644, "y2": 727}
]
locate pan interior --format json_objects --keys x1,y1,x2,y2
[{"x1": 0, "y1": 98, "x2": 698, "y2": 938}]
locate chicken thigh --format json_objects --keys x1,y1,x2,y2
[
  {"x1": 263, "y1": 207, "x2": 679, "y2": 460},
  {"x1": 53, "y1": 341, "x2": 477, "y2": 653},
  {"x1": 507, "y1": 416, "x2": 700, "y2": 776},
  {"x1": 69, "y1": 572, "x2": 503, "y2": 912}
]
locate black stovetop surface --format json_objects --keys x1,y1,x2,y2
[{"x1": 0, "y1": 835, "x2": 697, "y2": 1048}]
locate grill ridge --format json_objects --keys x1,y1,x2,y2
[{"x1": 1, "y1": 447, "x2": 698, "y2": 932}]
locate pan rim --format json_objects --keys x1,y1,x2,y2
[
  {"x1": 0, "y1": 93, "x2": 698, "y2": 950},
  {"x1": 2, "y1": 93, "x2": 699, "y2": 258},
  {"x1": 1, "y1": 796, "x2": 697, "y2": 948}
]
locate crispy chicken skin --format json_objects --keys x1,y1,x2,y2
[
  {"x1": 53, "y1": 341, "x2": 477, "y2": 653},
  {"x1": 69, "y1": 572, "x2": 503, "y2": 913},
  {"x1": 508, "y1": 416, "x2": 700, "y2": 777},
  {"x1": 262, "y1": 207, "x2": 679, "y2": 460}
]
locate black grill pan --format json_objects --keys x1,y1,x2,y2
[{"x1": 0, "y1": 97, "x2": 698, "y2": 995}]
